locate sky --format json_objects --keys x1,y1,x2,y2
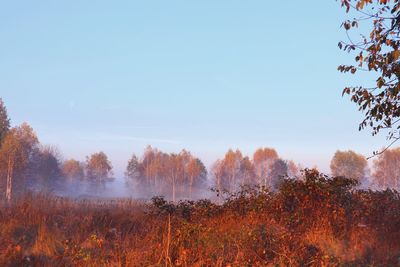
[{"x1": 0, "y1": 1, "x2": 389, "y2": 177}]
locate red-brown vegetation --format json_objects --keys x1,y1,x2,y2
[{"x1": 1, "y1": 169, "x2": 399, "y2": 266}]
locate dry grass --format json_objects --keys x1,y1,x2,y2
[{"x1": 1, "y1": 173, "x2": 400, "y2": 266}]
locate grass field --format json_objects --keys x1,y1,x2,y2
[{"x1": 1, "y1": 170, "x2": 400, "y2": 266}]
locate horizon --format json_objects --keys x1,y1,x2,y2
[{"x1": 0, "y1": 1, "x2": 389, "y2": 177}]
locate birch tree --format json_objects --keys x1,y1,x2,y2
[
  {"x1": 86, "y1": 152, "x2": 113, "y2": 192},
  {"x1": 253, "y1": 148, "x2": 278, "y2": 189},
  {"x1": 0, "y1": 123, "x2": 38, "y2": 201},
  {"x1": 330, "y1": 150, "x2": 368, "y2": 182},
  {"x1": 372, "y1": 147, "x2": 400, "y2": 190},
  {"x1": 62, "y1": 159, "x2": 85, "y2": 180}
]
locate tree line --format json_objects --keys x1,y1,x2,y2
[
  {"x1": 1, "y1": 98, "x2": 400, "y2": 201},
  {"x1": 0, "y1": 99, "x2": 114, "y2": 201}
]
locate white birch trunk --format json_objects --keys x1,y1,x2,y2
[{"x1": 6, "y1": 156, "x2": 14, "y2": 203}]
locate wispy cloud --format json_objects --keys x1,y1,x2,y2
[
  {"x1": 102, "y1": 134, "x2": 181, "y2": 145},
  {"x1": 83, "y1": 132, "x2": 181, "y2": 145},
  {"x1": 116, "y1": 125, "x2": 187, "y2": 131},
  {"x1": 41, "y1": 129, "x2": 182, "y2": 146}
]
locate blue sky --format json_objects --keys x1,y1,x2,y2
[{"x1": 0, "y1": 1, "x2": 388, "y2": 176}]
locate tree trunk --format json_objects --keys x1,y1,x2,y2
[
  {"x1": 216, "y1": 175, "x2": 221, "y2": 193},
  {"x1": 230, "y1": 174, "x2": 234, "y2": 192},
  {"x1": 189, "y1": 175, "x2": 193, "y2": 199},
  {"x1": 6, "y1": 156, "x2": 14, "y2": 203},
  {"x1": 154, "y1": 175, "x2": 157, "y2": 193},
  {"x1": 172, "y1": 176, "x2": 176, "y2": 202}
]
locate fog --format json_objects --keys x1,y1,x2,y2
[{"x1": 40, "y1": 176, "x2": 216, "y2": 202}]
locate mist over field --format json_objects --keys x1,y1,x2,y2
[{"x1": 51, "y1": 177, "x2": 215, "y2": 200}]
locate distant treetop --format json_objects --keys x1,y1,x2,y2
[{"x1": 0, "y1": 98, "x2": 10, "y2": 144}]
